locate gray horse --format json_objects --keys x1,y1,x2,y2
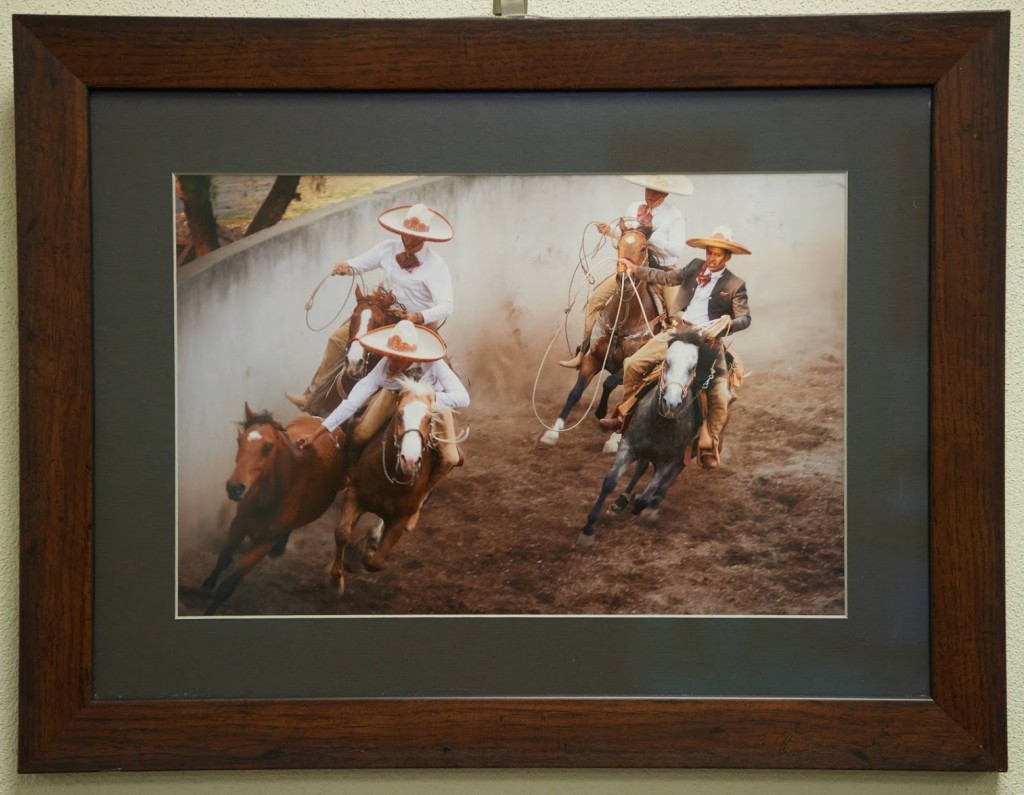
[{"x1": 577, "y1": 327, "x2": 714, "y2": 545}]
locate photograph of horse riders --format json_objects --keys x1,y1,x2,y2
[{"x1": 176, "y1": 173, "x2": 846, "y2": 617}]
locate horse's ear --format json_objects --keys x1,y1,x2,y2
[
  {"x1": 618, "y1": 217, "x2": 628, "y2": 234},
  {"x1": 355, "y1": 284, "x2": 365, "y2": 300},
  {"x1": 244, "y1": 402, "x2": 256, "y2": 421}
]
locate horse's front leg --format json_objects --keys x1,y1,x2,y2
[
  {"x1": 540, "y1": 357, "x2": 601, "y2": 446},
  {"x1": 596, "y1": 370, "x2": 622, "y2": 420},
  {"x1": 578, "y1": 442, "x2": 634, "y2": 546},
  {"x1": 632, "y1": 459, "x2": 685, "y2": 516},
  {"x1": 363, "y1": 512, "x2": 417, "y2": 572},
  {"x1": 205, "y1": 539, "x2": 276, "y2": 615},
  {"x1": 612, "y1": 459, "x2": 649, "y2": 513},
  {"x1": 202, "y1": 514, "x2": 247, "y2": 590},
  {"x1": 328, "y1": 487, "x2": 362, "y2": 597}
]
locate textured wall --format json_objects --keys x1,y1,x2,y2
[{"x1": 2, "y1": 0, "x2": 1020, "y2": 793}]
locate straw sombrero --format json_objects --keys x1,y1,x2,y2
[
  {"x1": 378, "y1": 203, "x2": 454, "y2": 242},
  {"x1": 623, "y1": 175, "x2": 694, "y2": 196},
  {"x1": 358, "y1": 320, "x2": 447, "y2": 362},
  {"x1": 686, "y1": 225, "x2": 752, "y2": 255}
]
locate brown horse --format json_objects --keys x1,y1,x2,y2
[
  {"x1": 320, "y1": 283, "x2": 396, "y2": 415},
  {"x1": 202, "y1": 403, "x2": 346, "y2": 614},
  {"x1": 541, "y1": 224, "x2": 664, "y2": 446},
  {"x1": 327, "y1": 379, "x2": 442, "y2": 596}
]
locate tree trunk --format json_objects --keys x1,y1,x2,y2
[
  {"x1": 176, "y1": 175, "x2": 220, "y2": 256},
  {"x1": 245, "y1": 175, "x2": 301, "y2": 237}
]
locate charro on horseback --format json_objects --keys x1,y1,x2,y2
[
  {"x1": 287, "y1": 202, "x2": 456, "y2": 416},
  {"x1": 598, "y1": 225, "x2": 753, "y2": 470}
]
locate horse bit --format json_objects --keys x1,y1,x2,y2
[{"x1": 381, "y1": 412, "x2": 429, "y2": 486}]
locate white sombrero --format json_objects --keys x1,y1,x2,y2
[
  {"x1": 623, "y1": 174, "x2": 694, "y2": 196},
  {"x1": 378, "y1": 203, "x2": 454, "y2": 242},
  {"x1": 358, "y1": 320, "x2": 447, "y2": 362},
  {"x1": 686, "y1": 225, "x2": 752, "y2": 255}
]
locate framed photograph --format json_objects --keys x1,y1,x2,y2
[
  {"x1": 173, "y1": 171, "x2": 848, "y2": 620},
  {"x1": 16, "y1": 13, "x2": 1007, "y2": 772}
]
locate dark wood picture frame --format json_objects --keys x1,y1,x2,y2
[{"x1": 15, "y1": 13, "x2": 1007, "y2": 772}]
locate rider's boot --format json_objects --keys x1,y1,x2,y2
[
  {"x1": 598, "y1": 404, "x2": 624, "y2": 432},
  {"x1": 701, "y1": 374, "x2": 731, "y2": 469},
  {"x1": 559, "y1": 339, "x2": 589, "y2": 369},
  {"x1": 286, "y1": 391, "x2": 309, "y2": 411}
]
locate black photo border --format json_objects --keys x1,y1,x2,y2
[{"x1": 15, "y1": 13, "x2": 1007, "y2": 771}]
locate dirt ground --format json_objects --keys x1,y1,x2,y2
[{"x1": 178, "y1": 332, "x2": 845, "y2": 617}]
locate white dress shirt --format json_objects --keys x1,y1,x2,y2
[
  {"x1": 682, "y1": 269, "x2": 724, "y2": 327},
  {"x1": 347, "y1": 239, "x2": 454, "y2": 326},
  {"x1": 322, "y1": 357, "x2": 470, "y2": 432},
  {"x1": 625, "y1": 200, "x2": 687, "y2": 261}
]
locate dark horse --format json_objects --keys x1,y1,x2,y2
[
  {"x1": 319, "y1": 283, "x2": 396, "y2": 415},
  {"x1": 578, "y1": 328, "x2": 715, "y2": 545},
  {"x1": 540, "y1": 224, "x2": 663, "y2": 447},
  {"x1": 201, "y1": 403, "x2": 346, "y2": 614},
  {"x1": 327, "y1": 379, "x2": 446, "y2": 596}
]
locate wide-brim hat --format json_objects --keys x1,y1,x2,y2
[
  {"x1": 378, "y1": 203, "x2": 454, "y2": 242},
  {"x1": 358, "y1": 320, "x2": 447, "y2": 362},
  {"x1": 623, "y1": 174, "x2": 694, "y2": 196},
  {"x1": 687, "y1": 225, "x2": 751, "y2": 255}
]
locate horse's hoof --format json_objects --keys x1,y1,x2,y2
[
  {"x1": 602, "y1": 432, "x2": 622, "y2": 454},
  {"x1": 326, "y1": 567, "x2": 346, "y2": 597},
  {"x1": 576, "y1": 531, "x2": 595, "y2": 547},
  {"x1": 362, "y1": 554, "x2": 386, "y2": 572},
  {"x1": 640, "y1": 508, "x2": 660, "y2": 524},
  {"x1": 611, "y1": 494, "x2": 629, "y2": 513},
  {"x1": 539, "y1": 430, "x2": 559, "y2": 446}
]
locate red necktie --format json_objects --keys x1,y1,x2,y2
[
  {"x1": 637, "y1": 203, "x2": 653, "y2": 226},
  {"x1": 695, "y1": 263, "x2": 711, "y2": 287},
  {"x1": 396, "y1": 252, "x2": 420, "y2": 270}
]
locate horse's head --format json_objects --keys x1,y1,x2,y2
[
  {"x1": 616, "y1": 222, "x2": 650, "y2": 275},
  {"x1": 226, "y1": 403, "x2": 289, "y2": 501},
  {"x1": 392, "y1": 378, "x2": 436, "y2": 478},
  {"x1": 660, "y1": 330, "x2": 702, "y2": 414},
  {"x1": 346, "y1": 284, "x2": 394, "y2": 377}
]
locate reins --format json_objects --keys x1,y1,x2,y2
[{"x1": 532, "y1": 220, "x2": 662, "y2": 435}]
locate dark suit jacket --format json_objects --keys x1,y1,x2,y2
[{"x1": 634, "y1": 257, "x2": 751, "y2": 334}]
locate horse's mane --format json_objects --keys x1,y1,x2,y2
[
  {"x1": 669, "y1": 326, "x2": 703, "y2": 348},
  {"x1": 646, "y1": 244, "x2": 665, "y2": 270},
  {"x1": 634, "y1": 223, "x2": 665, "y2": 270},
  {"x1": 363, "y1": 283, "x2": 395, "y2": 306},
  {"x1": 394, "y1": 375, "x2": 435, "y2": 400},
  {"x1": 240, "y1": 409, "x2": 286, "y2": 434}
]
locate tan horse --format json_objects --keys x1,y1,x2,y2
[
  {"x1": 202, "y1": 403, "x2": 346, "y2": 614},
  {"x1": 327, "y1": 380, "x2": 441, "y2": 596},
  {"x1": 541, "y1": 224, "x2": 664, "y2": 446}
]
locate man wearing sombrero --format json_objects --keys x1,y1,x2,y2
[
  {"x1": 296, "y1": 319, "x2": 468, "y2": 485},
  {"x1": 287, "y1": 202, "x2": 455, "y2": 414},
  {"x1": 560, "y1": 174, "x2": 692, "y2": 369},
  {"x1": 599, "y1": 225, "x2": 752, "y2": 469}
]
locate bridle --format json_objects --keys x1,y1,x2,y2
[
  {"x1": 345, "y1": 295, "x2": 392, "y2": 377},
  {"x1": 656, "y1": 363, "x2": 698, "y2": 419},
  {"x1": 381, "y1": 400, "x2": 431, "y2": 486}
]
